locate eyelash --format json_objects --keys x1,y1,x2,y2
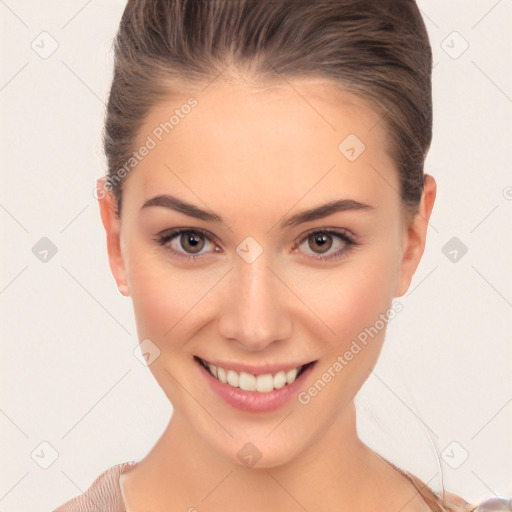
[{"x1": 153, "y1": 227, "x2": 360, "y2": 263}]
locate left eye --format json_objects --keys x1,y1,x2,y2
[
  {"x1": 292, "y1": 229, "x2": 357, "y2": 261},
  {"x1": 154, "y1": 228, "x2": 357, "y2": 262}
]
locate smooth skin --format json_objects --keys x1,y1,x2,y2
[{"x1": 98, "y1": 75, "x2": 436, "y2": 512}]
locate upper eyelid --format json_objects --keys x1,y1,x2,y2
[
  {"x1": 296, "y1": 226, "x2": 355, "y2": 242},
  {"x1": 157, "y1": 227, "x2": 220, "y2": 244}
]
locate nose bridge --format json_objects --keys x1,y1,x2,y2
[{"x1": 218, "y1": 247, "x2": 290, "y2": 351}]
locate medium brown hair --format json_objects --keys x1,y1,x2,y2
[
  {"x1": 102, "y1": 0, "x2": 432, "y2": 220},
  {"x1": 100, "y1": 3, "x2": 481, "y2": 510}
]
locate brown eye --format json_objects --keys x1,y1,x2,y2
[
  {"x1": 294, "y1": 229, "x2": 357, "y2": 262},
  {"x1": 179, "y1": 231, "x2": 205, "y2": 254},
  {"x1": 154, "y1": 228, "x2": 218, "y2": 261},
  {"x1": 307, "y1": 232, "x2": 333, "y2": 254}
]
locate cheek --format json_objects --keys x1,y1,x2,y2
[
  {"x1": 293, "y1": 248, "x2": 401, "y2": 415},
  {"x1": 125, "y1": 246, "x2": 195, "y2": 341},
  {"x1": 291, "y1": 242, "x2": 400, "y2": 351},
  {"x1": 126, "y1": 244, "x2": 228, "y2": 346}
]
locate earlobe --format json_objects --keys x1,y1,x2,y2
[
  {"x1": 96, "y1": 178, "x2": 130, "y2": 297},
  {"x1": 393, "y1": 174, "x2": 437, "y2": 297},
  {"x1": 117, "y1": 283, "x2": 130, "y2": 297}
]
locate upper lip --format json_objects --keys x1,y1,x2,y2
[{"x1": 194, "y1": 355, "x2": 317, "y2": 376}]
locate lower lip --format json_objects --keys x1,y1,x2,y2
[{"x1": 196, "y1": 359, "x2": 316, "y2": 413}]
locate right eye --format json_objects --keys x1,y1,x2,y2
[{"x1": 153, "y1": 228, "x2": 221, "y2": 261}]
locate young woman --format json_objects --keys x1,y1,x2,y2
[{"x1": 53, "y1": 1, "x2": 511, "y2": 511}]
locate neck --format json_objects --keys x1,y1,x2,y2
[{"x1": 122, "y1": 401, "x2": 422, "y2": 511}]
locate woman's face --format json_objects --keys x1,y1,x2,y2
[{"x1": 98, "y1": 78, "x2": 435, "y2": 467}]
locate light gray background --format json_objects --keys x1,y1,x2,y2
[{"x1": 1, "y1": 1, "x2": 511, "y2": 510}]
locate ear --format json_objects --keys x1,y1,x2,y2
[
  {"x1": 96, "y1": 178, "x2": 130, "y2": 297},
  {"x1": 394, "y1": 174, "x2": 437, "y2": 297}
]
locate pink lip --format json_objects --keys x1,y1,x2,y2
[
  {"x1": 195, "y1": 357, "x2": 316, "y2": 413},
  {"x1": 194, "y1": 356, "x2": 314, "y2": 376}
]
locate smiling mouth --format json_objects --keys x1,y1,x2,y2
[{"x1": 194, "y1": 356, "x2": 317, "y2": 393}]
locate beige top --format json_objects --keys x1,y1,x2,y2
[{"x1": 52, "y1": 460, "x2": 511, "y2": 512}]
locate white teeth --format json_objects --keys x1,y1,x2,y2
[
  {"x1": 239, "y1": 372, "x2": 257, "y2": 391},
  {"x1": 256, "y1": 374, "x2": 274, "y2": 393},
  {"x1": 226, "y1": 370, "x2": 239, "y2": 387},
  {"x1": 273, "y1": 371, "x2": 287, "y2": 389},
  {"x1": 217, "y1": 366, "x2": 227, "y2": 384},
  {"x1": 204, "y1": 360, "x2": 306, "y2": 392},
  {"x1": 286, "y1": 368, "x2": 298, "y2": 384}
]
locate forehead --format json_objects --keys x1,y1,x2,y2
[
  {"x1": 140, "y1": 78, "x2": 385, "y2": 143},
  {"x1": 127, "y1": 78, "x2": 398, "y2": 211}
]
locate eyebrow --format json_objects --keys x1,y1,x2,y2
[{"x1": 141, "y1": 194, "x2": 373, "y2": 228}]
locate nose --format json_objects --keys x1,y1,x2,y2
[{"x1": 217, "y1": 249, "x2": 292, "y2": 352}]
